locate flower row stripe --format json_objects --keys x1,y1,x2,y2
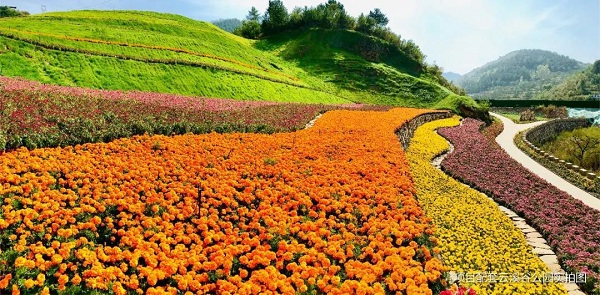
[
  {"x1": 439, "y1": 118, "x2": 600, "y2": 294},
  {"x1": 406, "y1": 117, "x2": 566, "y2": 295}
]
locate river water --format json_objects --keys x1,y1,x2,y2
[{"x1": 568, "y1": 108, "x2": 600, "y2": 125}]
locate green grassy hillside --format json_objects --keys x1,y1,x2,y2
[
  {"x1": 0, "y1": 10, "x2": 481, "y2": 112},
  {"x1": 258, "y1": 29, "x2": 450, "y2": 107}
]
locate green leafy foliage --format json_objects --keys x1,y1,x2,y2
[
  {"x1": 541, "y1": 126, "x2": 600, "y2": 172},
  {"x1": 261, "y1": 0, "x2": 289, "y2": 35},
  {"x1": 515, "y1": 130, "x2": 600, "y2": 197},
  {"x1": 538, "y1": 60, "x2": 600, "y2": 101},
  {"x1": 236, "y1": 20, "x2": 262, "y2": 39},
  {"x1": 0, "y1": 6, "x2": 29, "y2": 18}
]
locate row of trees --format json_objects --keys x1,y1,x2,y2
[
  {"x1": 232, "y1": 0, "x2": 466, "y2": 96},
  {"x1": 233, "y1": 0, "x2": 425, "y2": 64},
  {"x1": 0, "y1": 6, "x2": 29, "y2": 18}
]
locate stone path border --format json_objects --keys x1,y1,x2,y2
[
  {"x1": 304, "y1": 114, "x2": 323, "y2": 129},
  {"x1": 491, "y1": 112, "x2": 600, "y2": 211},
  {"x1": 432, "y1": 125, "x2": 584, "y2": 295}
]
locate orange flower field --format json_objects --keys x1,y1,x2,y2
[{"x1": 0, "y1": 108, "x2": 446, "y2": 294}]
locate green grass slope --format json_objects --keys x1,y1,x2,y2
[
  {"x1": 0, "y1": 10, "x2": 482, "y2": 113},
  {"x1": 0, "y1": 10, "x2": 349, "y2": 103},
  {"x1": 257, "y1": 29, "x2": 446, "y2": 106}
]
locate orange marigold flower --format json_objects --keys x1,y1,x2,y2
[
  {"x1": 147, "y1": 273, "x2": 158, "y2": 286},
  {"x1": 72, "y1": 274, "x2": 82, "y2": 285},
  {"x1": 23, "y1": 279, "x2": 35, "y2": 289},
  {"x1": 58, "y1": 274, "x2": 69, "y2": 286},
  {"x1": 51, "y1": 254, "x2": 63, "y2": 265},
  {"x1": 12, "y1": 284, "x2": 20, "y2": 295},
  {"x1": 0, "y1": 274, "x2": 12, "y2": 289}
]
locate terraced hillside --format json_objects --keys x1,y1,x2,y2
[{"x1": 0, "y1": 10, "x2": 479, "y2": 112}]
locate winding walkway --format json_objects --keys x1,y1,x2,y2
[{"x1": 491, "y1": 113, "x2": 600, "y2": 211}]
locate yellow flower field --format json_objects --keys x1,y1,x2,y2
[{"x1": 406, "y1": 117, "x2": 567, "y2": 295}]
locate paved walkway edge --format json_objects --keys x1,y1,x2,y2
[
  {"x1": 491, "y1": 113, "x2": 600, "y2": 212},
  {"x1": 433, "y1": 128, "x2": 583, "y2": 295}
]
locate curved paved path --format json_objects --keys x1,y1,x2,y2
[{"x1": 491, "y1": 112, "x2": 600, "y2": 211}]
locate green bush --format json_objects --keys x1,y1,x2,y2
[{"x1": 516, "y1": 130, "x2": 600, "y2": 197}]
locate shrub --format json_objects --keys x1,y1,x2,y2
[{"x1": 520, "y1": 109, "x2": 536, "y2": 121}]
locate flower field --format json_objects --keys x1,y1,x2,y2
[
  {"x1": 0, "y1": 108, "x2": 448, "y2": 294},
  {"x1": 0, "y1": 77, "x2": 386, "y2": 151},
  {"x1": 439, "y1": 118, "x2": 600, "y2": 294},
  {"x1": 0, "y1": 77, "x2": 279, "y2": 112},
  {"x1": 406, "y1": 117, "x2": 566, "y2": 295}
]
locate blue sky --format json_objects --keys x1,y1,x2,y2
[{"x1": 4, "y1": 0, "x2": 599, "y2": 74}]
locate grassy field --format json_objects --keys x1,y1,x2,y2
[
  {"x1": 490, "y1": 108, "x2": 551, "y2": 123},
  {"x1": 0, "y1": 10, "x2": 484, "y2": 113},
  {"x1": 496, "y1": 112, "x2": 547, "y2": 123}
]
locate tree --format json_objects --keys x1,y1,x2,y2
[
  {"x1": 368, "y1": 8, "x2": 388, "y2": 27},
  {"x1": 246, "y1": 6, "x2": 261, "y2": 22},
  {"x1": 324, "y1": 0, "x2": 355, "y2": 29},
  {"x1": 356, "y1": 13, "x2": 376, "y2": 33},
  {"x1": 0, "y1": 6, "x2": 29, "y2": 18},
  {"x1": 398, "y1": 39, "x2": 425, "y2": 64},
  {"x1": 262, "y1": 0, "x2": 289, "y2": 35},
  {"x1": 238, "y1": 20, "x2": 262, "y2": 39},
  {"x1": 593, "y1": 60, "x2": 600, "y2": 75},
  {"x1": 319, "y1": 0, "x2": 349, "y2": 29},
  {"x1": 337, "y1": 11, "x2": 355, "y2": 30},
  {"x1": 235, "y1": 6, "x2": 263, "y2": 38},
  {"x1": 289, "y1": 7, "x2": 305, "y2": 28},
  {"x1": 569, "y1": 133, "x2": 600, "y2": 167}
]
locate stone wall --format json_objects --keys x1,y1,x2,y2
[
  {"x1": 525, "y1": 118, "x2": 591, "y2": 145},
  {"x1": 397, "y1": 111, "x2": 452, "y2": 150}
]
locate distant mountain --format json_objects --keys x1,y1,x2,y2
[
  {"x1": 538, "y1": 60, "x2": 600, "y2": 101},
  {"x1": 457, "y1": 49, "x2": 587, "y2": 100},
  {"x1": 443, "y1": 72, "x2": 462, "y2": 83},
  {"x1": 212, "y1": 18, "x2": 242, "y2": 33}
]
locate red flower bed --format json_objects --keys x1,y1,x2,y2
[
  {"x1": 0, "y1": 77, "x2": 276, "y2": 112},
  {"x1": 0, "y1": 77, "x2": 384, "y2": 151},
  {"x1": 439, "y1": 118, "x2": 600, "y2": 294}
]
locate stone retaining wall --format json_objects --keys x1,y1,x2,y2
[
  {"x1": 397, "y1": 111, "x2": 452, "y2": 150},
  {"x1": 525, "y1": 118, "x2": 591, "y2": 145}
]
